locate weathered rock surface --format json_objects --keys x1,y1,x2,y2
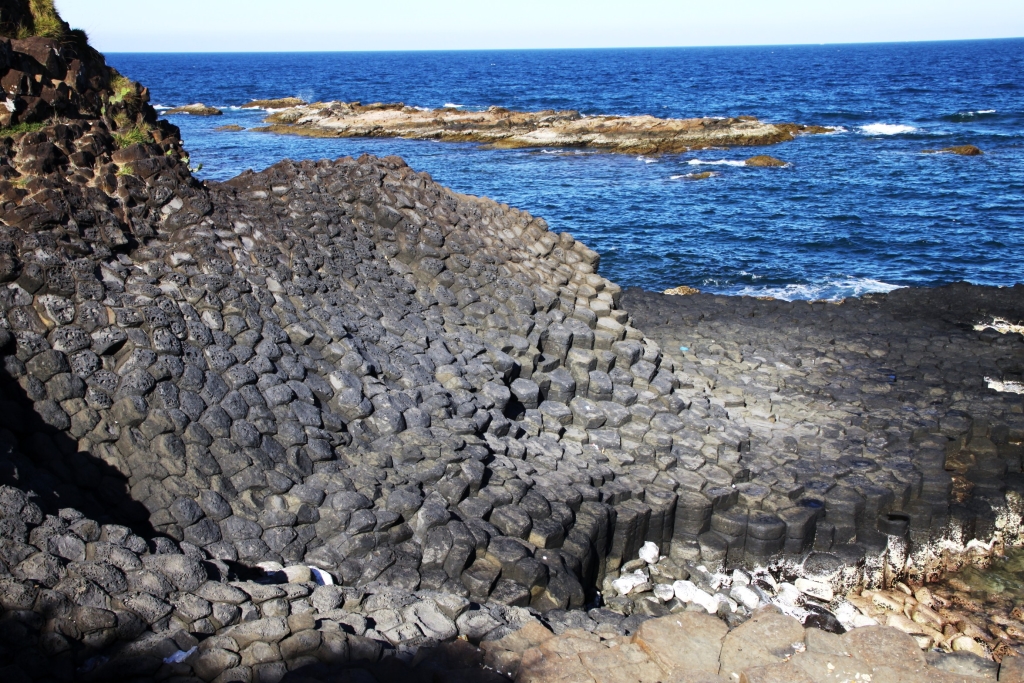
[
  {"x1": 165, "y1": 103, "x2": 223, "y2": 116},
  {"x1": 0, "y1": 2, "x2": 1020, "y2": 681},
  {"x1": 745, "y1": 155, "x2": 788, "y2": 167},
  {"x1": 255, "y1": 100, "x2": 832, "y2": 154},
  {"x1": 241, "y1": 97, "x2": 307, "y2": 110},
  {"x1": 925, "y1": 145, "x2": 985, "y2": 156}
]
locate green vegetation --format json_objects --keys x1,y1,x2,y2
[
  {"x1": 109, "y1": 74, "x2": 136, "y2": 105},
  {"x1": 17, "y1": 0, "x2": 65, "y2": 39},
  {"x1": 113, "y1": 125, "x2": 151, "y2": 148},
  {"x1": 116, "y1": 164, "x2": 134, "y2": 177},
  {"x1": 181, "y1": 154, "x2": 204, "y2": 174},
  {"x1": 0, "y1": 121, "x2": 45, "y2": 137}
]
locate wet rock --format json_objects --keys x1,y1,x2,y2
[{"x1": 165, "y1": 103, "x2": 223, "y2": 116}]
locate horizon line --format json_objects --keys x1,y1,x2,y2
[{"x1": 100, "y1": 35, "x2": 1024, "y2": 55}]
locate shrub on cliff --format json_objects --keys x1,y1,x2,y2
[{"x1": 1, "y1": 0, "x2": 66, "y2": 39}]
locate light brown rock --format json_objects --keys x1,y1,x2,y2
[
  {"x1": 517, "y1": 647, "x2": 595, "y2": 683},
  {"x1": 789, "y1": 651, "x2": 879, "y2": 683},
  {"x1": 482, "y1": 619, "x2": 555, "y2": 654},
  {"x1": 632, "y1": 612, "x2": 729, "y2": 677},
  {"x1": 719, "y1": 608, "x2": 806, "y2": 677},
  {"x1": 1001, "y1": 655, "x2": 1024, "y2": 682},
  {"x1": 165, "y1": 103, "x2": 223, "y2": 116},
  {"x1": 739, "y1": 661, "x2": 815, "y2": 683},
  {"x1": 841, "y1": 626, "x2": 927, "y2": 670},
  {"x1": 804, "y1": 628, "x2": 846, "y2": 656},
  {"x1": 578, "y1": 642, "x2": 666, "y2": 683},
  {"x1": 257, "y1": 101, "x2": 830, "y2": 155}
]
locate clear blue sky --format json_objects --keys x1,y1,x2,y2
[{"x1": 58, "y1": 0, "x2": 1024, "y2": 52}]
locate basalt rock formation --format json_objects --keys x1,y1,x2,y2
[
  {"x1": 0, "y1": 4, "x2": 1021, "y2": 682},
  {"x1": 255, "y1": 101, "x2": 832, "y2": 155}
]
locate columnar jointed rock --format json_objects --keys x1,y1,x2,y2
[{"x1": 0, "y1": 2, "x2": 1021, "y2": 680}]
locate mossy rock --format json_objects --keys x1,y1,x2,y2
[
  {"x1": 215, "y1": 124, "x2": 245, "y2": 132},
  {"x1": 686, "y1": 171, "x2": 716, "y2": 181},
  {"x1": 745, "y1": 155, "x2": 788, "y2": 167}
]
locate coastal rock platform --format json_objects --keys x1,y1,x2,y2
[
  {"x1": 255, "y1": 101, "x2": 830, "y2": 154},
  {"x1": 0, "y1": 3, "x2": 1022, "y2": 681}
]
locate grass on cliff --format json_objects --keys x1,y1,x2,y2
[
  {"x1": 0, "y1": 121, "x2": 45, "y2": 137},
  {"x1": 113, "y1": 125, "x2": 152, "y2": 148},
  {"x1": 109, "y1": 75, "x2": 136, "y2": 105},
  {"x1": 17, "y1": 0, "x2": 65, "y2": 39}
]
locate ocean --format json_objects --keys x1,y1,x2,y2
[{"x1": 107, "y1": 41, "x2": 1024, "y2": 300}]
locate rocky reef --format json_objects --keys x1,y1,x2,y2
[
  {"x1": 0, "y1": 3, "x2": 1022, "y2": 682},
  {"x1": 254, "y1": 101, "x2": 831, "y2": 155},
  {"x1": 166, "y1": 105, "x2": 223, "y2": 117}
]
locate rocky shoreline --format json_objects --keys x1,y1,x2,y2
[
  {"x1": 251, "y1": 100, "x2": 831, "y2": 154},
  {"x1": 0, "y1": 2, "x2": 1021, "y2": 682}
]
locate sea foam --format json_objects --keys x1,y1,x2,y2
[
  {"x1": 859, "y1": 123, "x2": 918, "y2": 135},
  {"x1": 735, "y1": 278, "x2": 904, "y2": 302},
  {"x1": 687, "y1": 159, "x2": 746, "y2": 167}
]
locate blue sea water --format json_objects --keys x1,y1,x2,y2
[{"x1": 107, "y1": 42, "x2": 1024, "y2": 299}]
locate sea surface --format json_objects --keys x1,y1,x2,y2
[{"x1": 108, "y1": 42, "x2": 1024, "y2": 300}]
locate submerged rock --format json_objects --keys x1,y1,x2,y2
[
  {"x1": 216, "y1": 124, "x2": 246, "y2": 132},
  {"x1": 924, "y1": 144, "x2": 984, "y2": 156},
  {"x1": 745, "y1": 155, "x2": 788, "y2": 167},
  {"x1": 166, "y1": 103, "x2": 224, "y2": 116},
  {"x1": 241, "y1": 97, "x2": 308, "y2": 109}
]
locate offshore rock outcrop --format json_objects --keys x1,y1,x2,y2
[
  {"x1": 0, "y1": 3, "x2": 1022, "y2": 682},
  {"x1": 255, "y1": 101, "x2": 832, "y2": 155}
]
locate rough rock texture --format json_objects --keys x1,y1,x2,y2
[
  {"x1": 0, "y1": 4, "x2": 1020, "y2": 682},
  {"x1": 623, "y1": 286, "x2": 1024, "y2": 584},
  {"x1": 508, "y1": 608, "x2": 1001, "y2": 683},
  {"x1": 925, "y1": 145, "x2": 985, "y2": 156},
  {"x1": 744, "y1": 155, "x2": 788, "y2": 167},
  {"x1": 256, "y1": 101, "x2": 832, "y2": 154},
  {"x1": 165, "y1": 104, "x2": 223, "y2": 117}
]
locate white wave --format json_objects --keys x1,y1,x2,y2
[
  {"x1": 977, "y1": 109, "x2": 996, "y2": 114},
  {"x1": 687, "y1": 159, "x2": 746, "y2": 167},
  {"x1": 443, "y1": 103, "x2": 464, "y2": 109},
  {"x1": 735, "y1": 278, "x2": 904, "y2": 302},
  {"x1": 859, "y1": 123, "x2": 918, "y2": 135},
  {"x1": 154, "y1": 105, "x2": 171, "y2": 110},
  {"x1": 822, "y1": 126, "x2": 848, "y2": 134},
  {"x1": 637, "y1": 156, "x2": 658, "y2": 164},
  {"x1": 412, "y1": 106, "x2": 431, "y2": 111}
]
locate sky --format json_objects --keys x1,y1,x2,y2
[{"x1": 57, "y1": 0, "x2": 1024, "y2": 52}]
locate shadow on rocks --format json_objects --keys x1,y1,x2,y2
[
  {"x1": 277, "y1": 638, "x2": 510, "y2": 683},
  {"x1": 0, "y1": 330, "x2": 155, "y2": 538}
]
